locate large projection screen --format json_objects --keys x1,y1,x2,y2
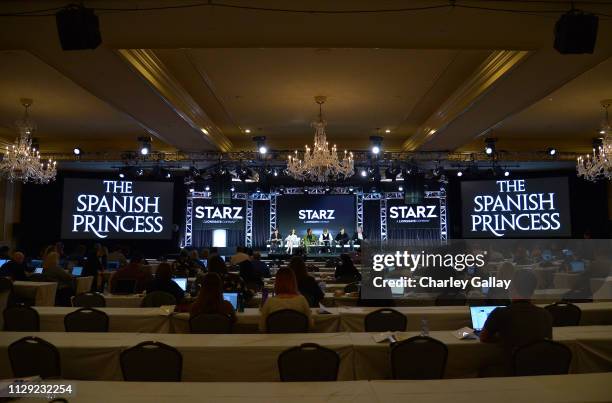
[
  {"x1": 276, "y1": 194, "x2": 356, "y2": 237},
  {"x1": 461, "y1": 177, "x2": 571, "y2": 238},
  {"x1": 61, "y1": 178, "x2": 174, "y2": 240}
]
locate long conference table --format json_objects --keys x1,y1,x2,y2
[
  {"x1": 0, "y1": 326, "x2": 611, "y2": 381},
  {"x1": 8, "y1": 373, "x2": 612, "y2": 403},
  {"x1": 11, "y1": 277, "x2": 94, "y2": 306},
  {"x1": 29, "y1": 302, "x2": 612, "y2": 334}
]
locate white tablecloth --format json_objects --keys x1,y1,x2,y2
[
  {"x1": 350, "y1": 325, "x2": 612, "y2": 379},
  {"x1": 0, "y1": 332, "x2": 354, "y2": 381},
  {"x1": 12, "y1": 281, "x2": 57, "y2": 306},
  {"x1": 75, "y1": 276, "x2": 94, "y2": 295}
]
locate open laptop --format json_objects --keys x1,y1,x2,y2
[
  {"x1": 223, "y1": 292, "x2": 239, "y2": 310},
  {"x1": 570, "y1": 260, "x2": 585, "y2": 273},
  {"x1": 541, "y1": 250, "x2": 553, "y2": 261},
  {"x1": 470, "y1": 306, "x2": 504, "y2": 334},
  {"x1": 34, "y1": 267, "x2": 44, "y2": 274},
  {"x1": 30, "y1": 259, "x2": 42, "y2": 268},
  {"x1": 0, "y1": 259, "x2": 8, "y2": 267},
  {"x1": 71, "y1": 266, "x2": 83, "y2": 277},
  {"x1": 199, "y1": 259, "x2": 208, "y2": 269},
  {"x1": 390, "y1": 284, "x2": 404, "y2": 296},
  {"x1": 172, "y1": 277, "x2": 188, "y2": 291},
  {"x1": 107, "y1": 261, "x2": 120, "y2": 271}
]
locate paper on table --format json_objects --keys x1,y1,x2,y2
[
  {"x1": 372, "y1": 332, "x2": 400, "y2": 343},
  {"x1": 318, "y1": 303, "x2": 333, "y2": 314},
  {"x1": 158, "y1": 305, "x2": 176, "y2": 316}
]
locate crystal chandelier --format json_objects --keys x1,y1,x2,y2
[
  {"x1": 577, "y1": 100, "x2": 612, "y2": 182},
  {"x1": 287, "y1": 96, "x2": 354, "y2": 182},
  {"x1": 0, "y1": 99, "x2": 57, "y2": 184}
]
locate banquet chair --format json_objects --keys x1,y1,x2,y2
[
  {"x1": 3, "y1": 304, "x2": 40, "y2": 331},
  {"x1": 72, "y1": 292, "x2": 106, "y2": 308},
  {"x1": 278, "y1": 343, "x2": 340, "y2": 381},
  {"x1": 544, "y1": 302, "x2": 581, "y2": 326},
  {"x1": 266, "y1": 309, "x2": 309, "y2": 333},
  {"x1": 513, "y1": 340, "x2": 572, "y2": 376},
  {"x1": 0, "y1": 276, "x2": 16, "y2": 310},
  {"x1": 8, "y1": 336, "x2": 61, "y2": 379},
  {"x1": 391, "y1": 336, "x2": 448, "y2": 379},
  {"x1": 121, "y1": 341, "x2": 182, "y2": 381},
  {"x1": 364, "y1": 308, "x2": 407, "y2": 332},
  {"x1": 189, "y1": 313, "x2": 233, "y2": 334},
  {"x1": 64, "y1": 307, "x2": 109, "y2": 332},
  {"x1": 140, "y1": 291, "x2": 177, "y2": 307}
]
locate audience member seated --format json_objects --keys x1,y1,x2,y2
[
  {"x1": 259, "y1": 267, "x2": 313, "y2": 332},
  {"x1": 0, "y1": 251, "x2": 28, "y2": 281},
  {"x1": 110, "y1": 252, "x2": 152, "y2": 293},
  {"x1": 289, "y1": 256, "x2": 324, "y2": 307},
  {"x1": 190, "y1": 272, "x2": 236, "y2": 322},
  {"x1": 0, "y1": 245, "x2": 10, "y2": 260},
  {"x1": 334, "y1": 253, "x2": 361, "y2": 283},
  {"x1": 251, "y1": 251, "x2": 271, "y2": 278},
  {"x1": 83, "y1": 249, "x2": 103, "y2": 292},
  {"x1": 230, "y1": 246, "x2": 250, "y2": 266},
  {"x1": 512, "y1": 245, "x2": 532, "y2": 265},
  {"x1": 42, "y1": 251, "x2": 74, "y2": 306},
  {"x1": 486, "y1": 262, "x2": 514, "y2": 304},
  {"x1": 146, "y1": 262, "x2": 185, "y2": 303},
  {"x1": 480, "y1": 269, "x2": 553, "y2": 375},
  {"x1": 189, "y1": 249, "x2": 206, "y2": 271},
  {"x1": 238, "y1": 259, "x2": 264, "y2": 291},
  {"x1": 206, "y1": 255, "x2": 253, "y2": 302},
  {"x1": 173, "y1": 249, "x2": 194, "y2": 277},
  {"x1": 107, "y1": 245, "x2": 128, "y2": 267}
]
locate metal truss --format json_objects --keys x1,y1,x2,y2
[
  {"x1": 245, "y1": 198, "x2": 253, "y2": 247},
  {"x1": 183, "y1": 197, "x2": 193, "y2": 247},
  {"x1": 269, "y1": 193, "x2": 277, "y2": 235},
  {"x1": 356, "y1": 193, "x2": 364, "y2": 231},
  {"x1": 380, "y1": 198, "x2": 387, "y2": 241},
  {"x1": 438, "y1": 188, "x2": 448, "y2": 243}
]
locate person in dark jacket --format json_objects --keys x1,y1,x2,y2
[
  {"x1": 83, "y1": 249, "x2": 103, "y2": 292},
  {"x1": 289, "y1": 256, "x2": 324, "y2": 307},
  {"x1": 335, "y1": 253, "x2": 361, "y2": 283},
  {"x1": 146, "y1": 263, "x2": 185, "y2": 303},
  {"x1": 0, "y1": 251, "x2": 28, "y2": 281}
]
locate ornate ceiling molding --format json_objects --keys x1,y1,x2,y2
[
  {"x1": 403, "y1": 50, "x2": 530, "y2": 151},
  {"x1": 117, "y1": 48, "x2": 233, "y2": 152}
]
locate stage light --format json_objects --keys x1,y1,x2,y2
[
  {"x1": 370, "y1": 136, "x2": 383, "y2": 155},
  {"x1": 484, "y1": 138, "x2": 496, "y2": 156},
  {"x1": 547, "y1": 147, "x2": 557, "y2": 156},
  {"x1": 138, "y1": 136, "x2": 152, "y2": 156},
  {"x1": 73, "y1": 147, "x2": 82, "y2": 156},
  {"x1": 230, "y1": 186, "x2": 235, "y2": 192},
  {"x1": 256, "y1": 188, "x2": 261, "y2": 193},
  {"x1": 360, "y1": 169, "x2": 367, "y2": 177},
  {"x1": 253, "y1": 136, "x2": 267, "y2": 155},
  {"x1": 348, "y1": 186, "x2": 354, "y2": 193},
  {"x1": 457, "y1": 171, "x2": 463, "y2": 177},
  {"x1": 165, "y1": 172, "x2": 172, "y2": 179},
  {"x1": 205, "y1": 185, "x2": 210, "y2": 191},
  {"x1": 189, "y1": 166, "x2": 201, "y2": 178},
  {"x1": 273, "y1": 169, "x2": 278, "y2": 177},
  {"x1": 504, "y1": 170, "x2": 510, "y2": 177},
  {"x1": 189, "y1": 188, "x2": 194, "y2": 193},
  {"x1": 398, "y1": 185, "x2": 403, "y2": 191},
  {"x1": 245, "y1": 129, "x2": 251, "y2": 134},
  {"x1": 385, "y1": 166, "x2": 400, "y2": 181},
  {"x1": 119, "y1": 173, "x2": 125, "y2": 179},
  {"x1": 136, "y1": 168, "x2": 144, "y2": 177},
  {"x1": 385, "y1": 129, "x2": 391, "y2": 133}
]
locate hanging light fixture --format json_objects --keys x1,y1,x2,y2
[
  {"x1": 577, "y1": 100, "x2": 612, "y2": 181},
  {"x1": 286, "y1": 96, "x2": 354, "y2": 182},
  {"x1": 0, "y1": 99, "x2": 57, "y2": 184}
]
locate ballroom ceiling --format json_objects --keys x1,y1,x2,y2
[{"x1": 0, "y1": 0, "x2": 611, "y2": 158}]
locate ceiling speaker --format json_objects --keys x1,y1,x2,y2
[
  {"x1": 554, "y1": 10, "x2": 598, "y2": 54},
  {"x1": 56, "y1": 5, "x2": 102, "y2": 51}
]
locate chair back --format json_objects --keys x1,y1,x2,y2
[
  {"x1": 72, "y1": 292, "x2": 106, "y2": 307},
  {"x1": 8, "y1": 336, "x2": 61, "y2": 378},
  {"x1": 513, "y1": 339, "x2": 572, "y2": 376},
  {"x1": 364, "y1": 308, "x2": 407, "y2": 332},
  {"x1": 391, "y1": 336, "x2": 448, "y2": 379},
  {"x1": 278, "y1": 343, "x2": 340, "y2": 381},
  {"x1": 112, "y1": 279, "x2": 137, "y2": 294},
  {"x1": 64, "y1": 308, "x2": 109, "y2": 332},
  {"x1": 545, "y1": 302, "x2": 581, "y2": 326},
  {"x1": 343, "y1": 282, "x2": 360, "y2": 293},
  {"x1": 3, "y1": 304, "x2": 39, "y2": 331},
  {"x1": 189, "y1": 313, "x2": 233, "y2": 334},
  {"x1": 120, "y1": 341, "x2": 182, "y2": 381},
  {"x1": 140, "y1": 291, "x2": 177, "y2": 307},
  {"x1": 266, "y1": 309, "x2": 309, "y2": 333},
  {"x1": 0, "y1": 276, "x2": 13, "y2": 292}
]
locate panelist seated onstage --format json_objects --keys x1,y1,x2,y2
[
  {"x1": 335, "y1": 228, "x2": 350, "y2": 247},
  {"x1": 269, "y1": 229, "x2": 283, "y2": 252},
  {"x1": 480, "y1": 269, "x2": 553, "y2": 376},
  {"x1": 284, "y1": 229, "x2": 301, "y2": 254},
  {"x1": 302, "y1": 228, "x2": 318, "y2": 252},
  {"x1": 351, "y1": 227, "x2": 366, "y2": 245},
  {"x1": 319, "y1": 228, "x2": 333, "y2": 252}
]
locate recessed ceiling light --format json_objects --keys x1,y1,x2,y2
[
  {"x1": 385, "y1": 129, "x2": 391, "y2": 133},
  {"x1": 201, "y1": 128, "x2": 209, "y2": 135},
  {"x1": 244, "y1": 129, "x2": 251, "y2": 133},
  {"x1": 73, "y1": 147, "x2": 82, "y2": 156}
]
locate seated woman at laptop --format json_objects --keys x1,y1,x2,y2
[
  {"x1": 190, "y1": 272, "x2": 236, "y2": 322},
  {"x1": 146, "y1": 263, "x2": 185, "y2": 303},
  {"x1": 259, "y1": 267, "x2": 313, "y2": 332},
  {"x1": 42, "y1": 251, "x2": 74, "y2": 306}
]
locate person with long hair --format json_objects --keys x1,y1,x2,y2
[
  {"x1": 289, "y1": 256, "x2": 324, "y2": 307},
  {"x1": 204, "y1": 254, "x2": 253, "y2": 302},
  {"x1": 190, "y1": 272, "x2": 236, "y2": 321},
  {"x1": 42, "y1": 251, "x2": 74, "y2": 306},
  {"x1": 259, "y1": 266, "x2": 312, "y2": 331},
  {"x1": 334, "y1": 253, "x2": 361, "y2": 283}
]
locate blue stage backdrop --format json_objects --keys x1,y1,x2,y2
[{"x1": 276, "y1": 194, "x2": 356, "y2": 238}]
